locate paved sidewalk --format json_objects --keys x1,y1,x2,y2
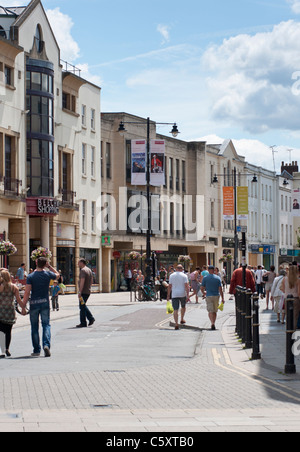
[{"x1": 1, "y1": 291, "x2": 300, "y2": 432}]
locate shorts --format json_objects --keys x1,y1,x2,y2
[
  {"x1": 206, "y1": 296, "x2": 220, "y2": 313},
  {"x1": 172, "y1": 297, "x2": 187, "y2": 311}
]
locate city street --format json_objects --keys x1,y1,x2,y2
[{"x1": 1, "y1": 291, "x2": 300, "y2": 432}]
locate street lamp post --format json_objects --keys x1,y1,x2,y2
[
  {"x1": 213, "y1": 170, "x2": 258, "y2": 271},
  {"x1": 118, "y1": 117, "x2": 180, "y2": 284}
]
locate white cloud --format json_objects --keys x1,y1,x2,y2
[
  {"x1": 157, "y1": 24, "x2": 170, "y2": 44},
  {"x1": 46, "y1": 8, "x2": 80, "y2": 62},
  {"x1": 287, "y1": 0, "x2": 300, "y2": 14},
  {"x1": 202, "y1": 20, "x2": 300, "y2": 134}
]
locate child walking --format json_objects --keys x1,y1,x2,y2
[{"x1": 51, "y1": 281, "x2": 61, "y2": 311}]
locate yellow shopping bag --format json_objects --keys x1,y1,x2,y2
[
  {"x1": 166, "y1": 301, "x2": 174, "y2": 315},
  {"x1": 218, "y1": 302, "x2": 224, "y2": 312}
]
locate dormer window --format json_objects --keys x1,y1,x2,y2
[{"x1": 35, "y1": 24, "x2": 43, "y2": 53}]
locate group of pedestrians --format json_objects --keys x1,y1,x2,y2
[
  {"x1": 167, "y1": 264, "x2": 224, "y2": 331},
  {"x1": 229, "y1": 262, "x2": 300, "y2": 328},
  {"x1": 167, "y1": 261, "x2": 300, "y2": 332},
  {"x1": 0, "y1": 257, "x2": 94, "y2": 359}
]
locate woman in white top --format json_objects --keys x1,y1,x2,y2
[
  {"x1": 271, "y1": 268, "x2": 286, "y2": 323},
  {"x1": 281, "y1": 265, "x2": 300, "y2": 330}
]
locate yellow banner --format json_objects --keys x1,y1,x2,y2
[{"x1": 237, "y1": 187, "x2": 248, "y2": 219}]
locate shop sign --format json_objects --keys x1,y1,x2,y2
[
  {"x1": 101, "y1": 235, "x2": 111, "y2": 247},
  {"x1": 26, "y1": 198, "x2": 60, "y2": 217}
]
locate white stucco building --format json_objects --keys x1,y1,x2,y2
[{"x1": 0, "y1": 0, "x2": 101, "y2": 290}]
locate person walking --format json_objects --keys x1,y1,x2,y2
[
  {"x1": 16, "y1": 263, "x2": 25, "y2": 281},
  {"x1": 201, "y1": 265, "x2": 225, "y2": 330},
  {"x1": 23, "y1": 258, "x2": 59, "y2": 358},
  {"x1": 189, "y1": 267, "x2": 201, "y2": 304},
  {"x1": 270, "y1": 268, "x2": 286, "y2": 324},
  {"x1": 167, "y1": 264, "x2": 190, "y2": 330},
  {"x1": 281, "y1": 265, "x2": 300, "y2": 330},
  {"x1": 51, "y1": 280, "x2": 61, "y2": 311},
  {"x1": 264, "y1": 265, "x2": 277, "y2": 310},
  {"x1": 0, "y1": 269, "x2": 25, "y2": 358},
  {"x1": 77, "y1": 258, "x2": 95, "y2": 328},
  {"x1": 229, "y1": 265, "x2": 256, "y2": 295}
]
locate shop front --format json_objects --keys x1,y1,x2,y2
[{"x1": 248, "y1": 244, "x2": 276, "y2": 270}]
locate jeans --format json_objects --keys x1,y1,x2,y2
[
  {"x1": 79, "y1": 294, "x2": 94, "y2": 326},
  {"x1": 0, "y1": 322, "x2": 13, "y2": 351},
  {"x1": 30, "y1": 302, "x2": 51, "y2": 354}
]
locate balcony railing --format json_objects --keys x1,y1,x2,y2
[
  {"x1": 60, "y1": 59, "x2": 82, "y2": 77},
  {"x1": 0, "y1": 177, "x2": 22, "y2": 196},
  {"x1": 59, "y1": 189, "x2": 78, "y2": 208}
]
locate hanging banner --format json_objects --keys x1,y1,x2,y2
[
  {"x1": 131, "y1": 140, "x2": 146, "y2": 185},
  {"x1": 237, "y1": 186, "x2": 249, "y2": 220},
  {"x1": 292, "y1": 189, "x2": 300, "y2": 217},
  {"x1": 223, "y1": 187, "x2": 234, "y2": 220},
  {"x1": 150, "y1": 139, "x2": 165, "y2": 187}
]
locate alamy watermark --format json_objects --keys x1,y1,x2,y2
[{"x1": 98, "y1": 188, "x2": 205, "y2": 242}]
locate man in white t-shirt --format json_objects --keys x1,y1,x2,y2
[{"x1": 167, "y1": 265, "x2": 190, "y2": 330}]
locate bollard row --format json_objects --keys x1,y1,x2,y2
[
  {"x1": 235, "y1": 287, "x2": 261, "y2": 360},
  {"x1": 235, "y1": 289, "x2": 297, "y2": 373}
]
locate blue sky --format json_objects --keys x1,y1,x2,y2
[{"x1": 5, "y1": 0, "x2": 300, "y2": 171}]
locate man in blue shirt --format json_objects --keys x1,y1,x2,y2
[
  {"x1": 23, "y1": 257, "x2": 59, "y2": 357},
  {"x1": 201, "y1": 266, "x2": 224, "y2": 330}
]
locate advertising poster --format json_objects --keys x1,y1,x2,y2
[
  {"x1": 150, "y1": 139, "x2": 165, "y2": 187},
  {"x1": 292, "y1": 189, "x2": 300, "y2": 217},
  {"x1": 223, "y1": 187, "x2": 234, "y2": 220},
  {"x1": 237, "y1": 186, "x2": 249, "y2": 220},
  {"x1": 131, "y1": 140, "x2": 146, "y2": 185}
]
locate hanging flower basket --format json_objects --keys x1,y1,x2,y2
[
  {"x1": 226, "y1": 254, "x2": 233, "y2": 261},
  {"x1": 31, "y1": 247, "x2": 52, "y2": 263},
  {"x1": 0, "y1": 240, "x2": 17, "y2": 256},
  {"x1": 127, "y1": 251, "x2": 141, "y2": 261},
  {"x1": 219, "y1": 256, "x2": 226, "y2": 263},
  {"x1": 178, "y1": 255, "x2": 192, "y2": 265}
]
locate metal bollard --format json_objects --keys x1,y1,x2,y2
[
  {"x1": 241, "y1": 287, "x2": 247, "y2": 344},
  {"x1": 245, "y1": 289, "x2": 253, "y2": 349},
  {"x1": 285, "y1": 295, "x2": 296, "y2": 375},
  {"x1": 252, "y1": 293, "x2": 261, "y2": 360},
  {"x1": 235, "y1": 286, "x2": 243, "y2": 338}
]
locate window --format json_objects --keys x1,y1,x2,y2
[
  {"x1": 101, "y1": 142, "x2": 103, "y2": 178},
  {"x1": 182, "y1": 161, "x2": 186, "y2": 192},
  {"x1": 169, "y1": 158, "x2": 173, "y2": 190},
  {"x1": 91, "y1": 109, "x2": 95, "y2": 130},
  {"x1": 82, "y1": 143, "x2": 87, "y2": 175},
  {"x1": 91, "y1": 202, "x2": 96, "y2": 232},
  {"x1": 91, "y1": 146, "x2": 95, "y2": 177},
  {"x1": 82, "y1": 105, "x2": 86, "y2": 126},
  {"x1": 35, "y1": 25, "x2": 43, "y2": 53},
  {"x1": 176, "y1": 159, "x2": 180, "y2": 191},
  {"x1": 63, "y1": 92, "x2": 76, "y2": 113},
  {"x1": 106, "y1": 143, "x2": 111, "y2": 179},
  {"x1": 211, "y1": 201, "x2": 215, "y2": 228},
  {"x1": 82, "y1": 200, "x2": 87, "y2": 231},
  {"x1": 4, "y1": 66, "x2": 12, "y2": 86},
  {"x1": 27, "y1": 140, "x2": 54, "y2": 197}
]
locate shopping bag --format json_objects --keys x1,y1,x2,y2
[
  {"x1": 166, "y1": 301, "x2": 174, "y2": 314},
  {"x1": 218, "y1": 302, "x2": 224, "y2": 312}
]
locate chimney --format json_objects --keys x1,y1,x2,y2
[{"x1": 281, "y1": 161, "x2": 299, "y2": 176}]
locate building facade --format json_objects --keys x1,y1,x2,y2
[
  {"x1": 100, "y1": 113, "x2": 256, "y2": 291},
  {"x1": 0, "y1": 0, "x2": 101, "y2": 290}
]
